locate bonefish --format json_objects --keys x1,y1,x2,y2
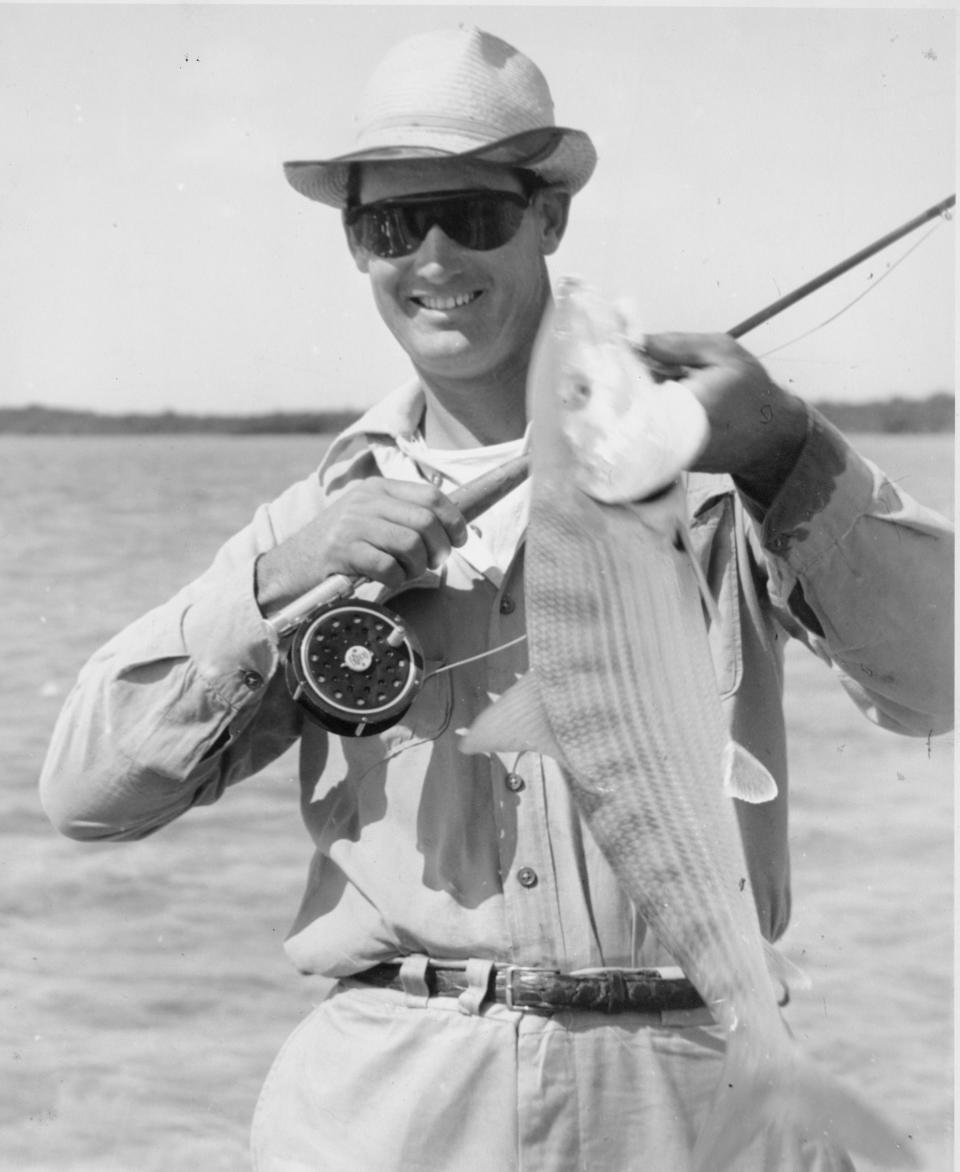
[{"x1": 462, "y1": 279, "x2": 917, "y2": 1170}]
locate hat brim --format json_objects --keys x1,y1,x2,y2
[{"x1": 283, "y1": 126, "x2": 597, "y2": 208}]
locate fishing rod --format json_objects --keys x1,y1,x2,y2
[
  {"x1": 276, "y1": 192, "x2": 955, "y2": 736},
  {"x1": 727, "y1": 193, "x2": 955, "y2": 339}
]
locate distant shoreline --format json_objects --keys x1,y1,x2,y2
[{"x1": 0, "y1": 394, "x2": 954, "y2": 436}]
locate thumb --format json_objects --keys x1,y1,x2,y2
[{"x1": 641, "y1": 331, "x2": 736, "y2": 370}]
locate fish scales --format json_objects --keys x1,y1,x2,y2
[
  {"x1": 462, "y1": 278, "x2": 918, "y2": 1169},
  {"x1": 531, "y1": 492, "x2": 709, "y2": 805},
  {"x1": 527, "y1": 480, "x2": 765, "y2": 1006}
]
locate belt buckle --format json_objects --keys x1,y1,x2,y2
[
  {"x1": 503, "y1": 965, "x2": 558, "y2": 1013},
  {"x1": 502, "y1": 965, "x2": 526, "y2": 1011}
]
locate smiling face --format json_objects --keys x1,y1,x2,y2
[{"x1": 348, "y1": 160, "x2": 569, "y2": 394}]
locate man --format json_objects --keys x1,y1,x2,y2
[{"x1": 40, "y1": 25, "x2": 952, "y2": 1172}]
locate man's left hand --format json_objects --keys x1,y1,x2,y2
[{"x1": 640, "y1": 332, "x2": 809, "y2": 508}]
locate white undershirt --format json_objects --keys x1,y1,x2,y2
[{"x1": 396, "y1": 430, "x2": 530, "y2": 585}]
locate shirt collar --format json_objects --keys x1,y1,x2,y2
[{"x1": 328, "y1": 378, "x2": 424, "y2": 448}]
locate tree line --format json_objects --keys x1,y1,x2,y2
[{"x1": 0, "y1": 393, "x2": 953, "y2": 436}]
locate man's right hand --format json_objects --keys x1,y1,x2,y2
[{"x1": 255, "y1": 479, "x2": 468, "y2": 615}]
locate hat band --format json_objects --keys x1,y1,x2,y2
[{"x1": 358, "y1": 111, "x2": 547, "y2": 149}]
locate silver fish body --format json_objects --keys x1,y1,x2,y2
[
  {"x1": 463, "y1": 278, "x2": 918, "y2": 1170},
  {"x1": 526, "y1": 477, "x2": 773, "y2": 1030}
]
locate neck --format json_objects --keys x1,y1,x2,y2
[
  {"x1": 416, "y1": 355, "x2": 529, "y2": 448},
  {"x1": 415, "y1": 289, "x2": 551, "y2": 448}
]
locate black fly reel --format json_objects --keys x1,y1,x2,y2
[
  {"x1": 285, "y1": 599, "x2": 425, "y2": 737},
  {"x1": 280, "y1": 453, "x2": 533, "y2": 739}
]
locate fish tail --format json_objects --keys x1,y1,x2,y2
[{"x1": 691, "y1": 1028, "x2": 920, "y2": 1172}]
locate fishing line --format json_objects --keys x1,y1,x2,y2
[
  {"x1": 755, "y1": 220, "x2": 946, "y2": 361},
  {"x1": 425, "y1": 634, "x2": 528, "y2": 679}
]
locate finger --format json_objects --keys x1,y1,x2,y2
[
  {"x1": 367, "y1": 480, "x2": 468, "y2": 549},
  {"x1": 344, "y1": 520, "x2": 439, "y2": 586},
  {"x1": 640, "y1": 331, "x2": 741, "y2": 370},
  {"x1": 359, "y1": 507, "x2": 460, "y2": 581},
  {"x1": 359, "y1": 496, "x2": 460, "y2": 571},
  {"x1": 344, "y1": 539, "x2": 411, "y2": 591},
  {"x1": 387, "y1": 504, "x2": 456, "y2": 571},
  {"x1": 634, "y1": 350, "x2": 688, "y2": 385}
]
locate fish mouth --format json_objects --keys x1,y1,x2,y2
[
  {"x1": 573, "y1": 461, "x2": 617, "y2": 502},
  {"x1": 411, "y1": 290, "x2": 483, "y2": 313}
]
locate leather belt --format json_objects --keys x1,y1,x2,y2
[{"x1": 351, "y1": 962, "x2": 707, "y2": 1016}]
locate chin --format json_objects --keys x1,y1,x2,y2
[{"x1": 408, "y1": 334, "x2": 489, "y2": 373}]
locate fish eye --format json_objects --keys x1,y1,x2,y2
[{"x1": 567, "y1": 381, "x2": 592, "y2": 404}]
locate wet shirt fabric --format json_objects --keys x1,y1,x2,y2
[{"x1": 40, "y1": 378, "x2": 954, "y2": 979}]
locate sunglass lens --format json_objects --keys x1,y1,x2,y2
[
  {"x1": 348, "y1": 191, "x2": 529, "y2": 258},
  {"x1": 353, "y1": 206, "x2": 412, "y2": 257},
  {"x1": 455, "y1": 195, "x2": 527, "y2": 251}
]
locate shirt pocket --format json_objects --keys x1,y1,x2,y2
[{"x1": 688, "y1": 493, "x2": 743, "y2": 700}]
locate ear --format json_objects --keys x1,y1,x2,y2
[{"x1": 534, "y1": 187, "x2": 571, "y2": 256}]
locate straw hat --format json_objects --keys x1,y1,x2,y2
[{"x1": 284, "y1": 25, "x2": 597, "y2": 208}]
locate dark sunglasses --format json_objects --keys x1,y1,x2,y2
[{"x1": 343, "y1": 188, "x2": 533, "y2": 259}]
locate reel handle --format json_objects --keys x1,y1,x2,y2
[{"x1": 267, "y1": 453, "x2": 530, "y2": 637}]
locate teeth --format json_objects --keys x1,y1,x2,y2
[{"x1": 418, "y1": 292, "x2": 478, "y2": 311}]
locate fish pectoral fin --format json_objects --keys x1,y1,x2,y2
[
  {"x1": 459, "y1": 671, "x2": 566, "y2": 761},
  {"x1": 722, "y1": 741, "x2": 778, "y2": 804}
]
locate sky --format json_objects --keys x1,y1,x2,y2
[{"x1": 1, "y1": 3, "x2": 956, "y2": 415}]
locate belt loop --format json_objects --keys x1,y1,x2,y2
[
  {"x1": 399, "y1": 955, "x2": 431, "y2": 1007},
  {"x1": 457, "y1": 958, "x2": 495, "y2": 1016}
]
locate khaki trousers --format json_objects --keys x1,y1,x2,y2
[{"x1": 251, "y1": 981, "x2": 854, "y2": 1172}]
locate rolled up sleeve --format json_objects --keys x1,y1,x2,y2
[
  {"x1": 755, "y1": 407, "x2": 954, "y2": 736},
  {"x1": 39, "y1": 479, "x2": 325, "y2": 841}
]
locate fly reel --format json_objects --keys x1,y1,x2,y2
[
  {"x1": 285, "y1": 599, "x2": 425, "y2": 737},
  {"x1": 275, "y1": 453, "x2": 533, "y2": 739}
]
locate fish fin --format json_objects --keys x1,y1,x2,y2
[
  {"x1": 691, "y1": 1028, "x2": 919, "y2": 1172},
  {"x1": 722, "y1": 741, "x2": 778, "y2": 804},
  {"x1": 762, "y1": 938, "x2": 812, "y2": 994},
  {"x1": 459, "y1": 671, "x2": 565, "y2": 761},
  {"x1": 676, "y1": 521, "x2": 721, "y2": 626}
]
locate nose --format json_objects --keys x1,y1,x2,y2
[{"x1": 413, "y1": 224, "x2": 464, "y2": 280}]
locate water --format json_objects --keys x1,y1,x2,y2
[{"x1": 0, "y1": 433, "x2": 953, "y2": 1171}]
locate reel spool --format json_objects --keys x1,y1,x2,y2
[{"x1": 285, "y1": 599, "x2": 425, "y2": 737}]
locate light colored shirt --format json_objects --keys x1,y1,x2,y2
[
  {"x1": 39, "y1": 380, "x2": 954, "y2": 978},
  {"x1": 394, "y1": 429, "x2": 530, "y2": 583}
]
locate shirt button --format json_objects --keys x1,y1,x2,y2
[
  {"x1": 517, "y1": 866, "x2": 538, "y2": 888},
  {"x1": 499, "y1": 595, "x2": 515, "y2": 615},
  {"x1": 504, "y1": 772, "x2": 525, "y2": 792},
  {"x1": 240, "y1": 669, "x2": 264, "y2": 689}
]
